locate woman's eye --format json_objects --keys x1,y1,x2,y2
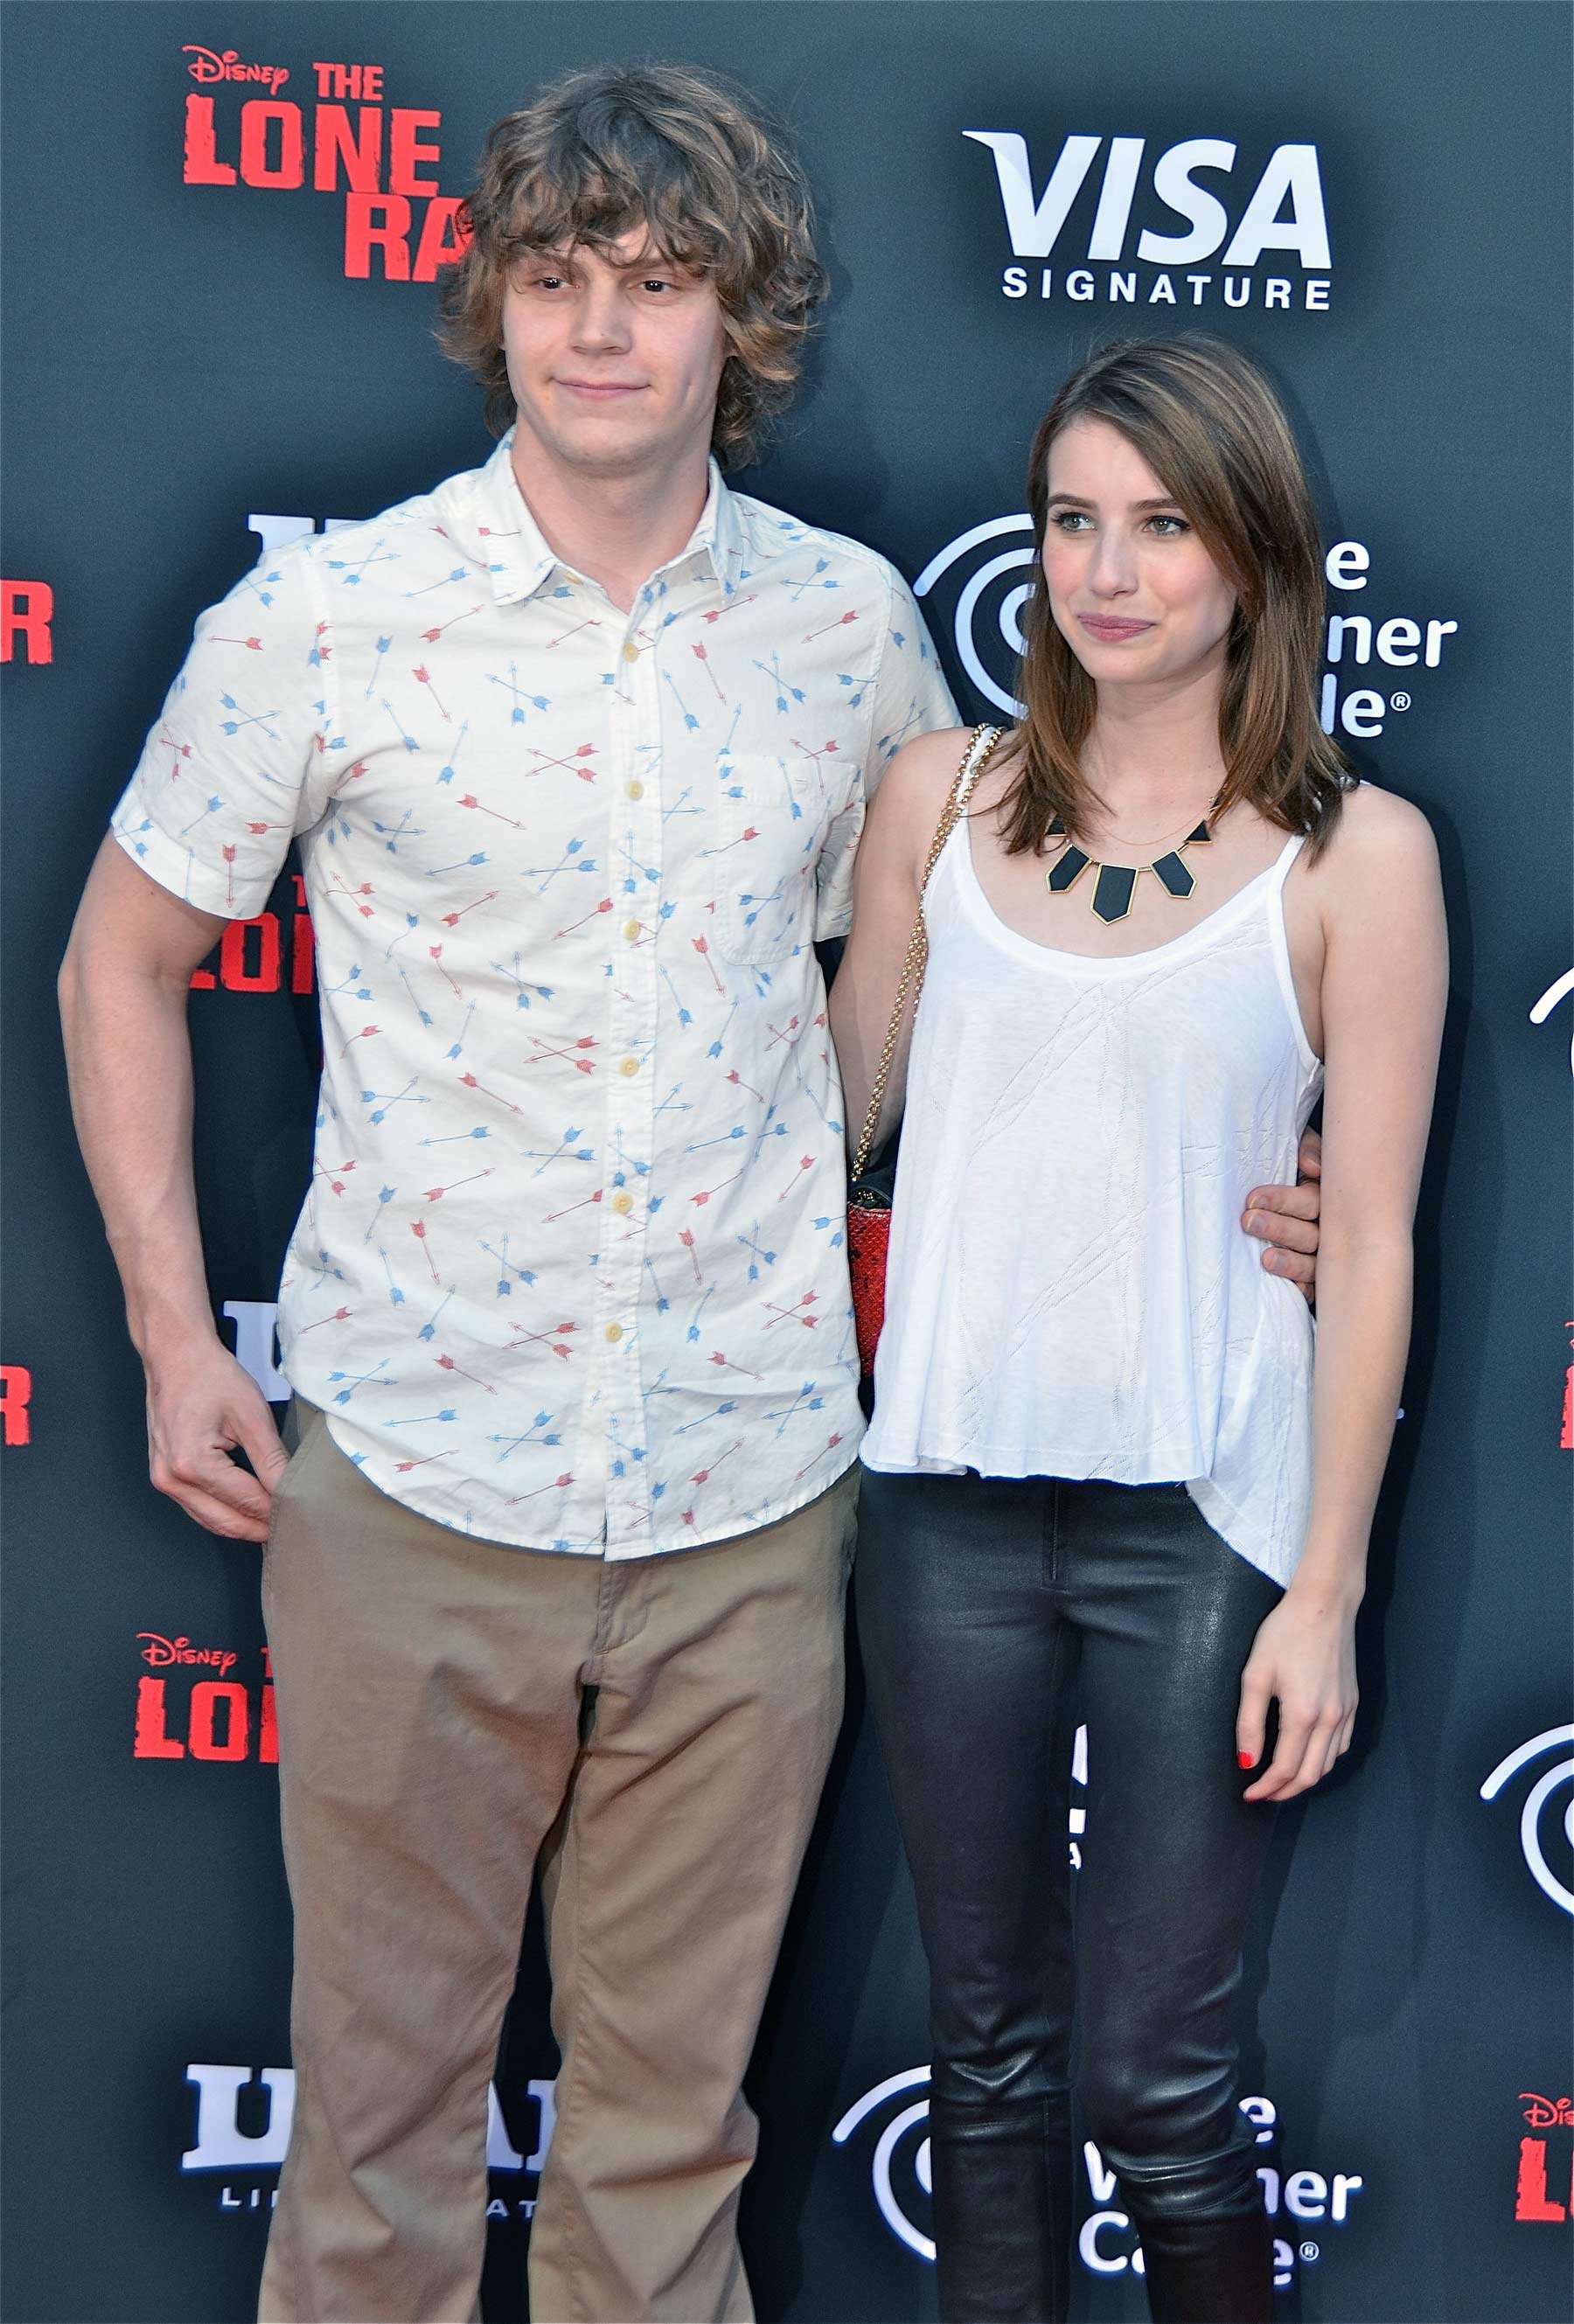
[
  {"x1": 1054, "y1": 511, "x2": 1092, "y2": 532},
  {"x1": 1147, "y1": 515, "x2": 1189, "y2": 535}
]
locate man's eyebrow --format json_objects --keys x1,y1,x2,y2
[
  {"x1": 615, "y1": 250, "x2": 698, "y2": 274},
  {"x1": 510, "y1": 241, "x2": 702, "y2": 280}
]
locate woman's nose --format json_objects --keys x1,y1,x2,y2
[{"x1": 1087, "y1": 530, "x2": 1139, "y2": 596}]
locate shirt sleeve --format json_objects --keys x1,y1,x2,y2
[
  {"x1": 109, "y1": 543, "x2": 337, "y2": 921},
  {"x1": 813, "y1": 563, "x2": 961, "y2": 942}
]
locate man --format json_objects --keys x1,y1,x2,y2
[{"x1": 59, "y1": 60, "x2": 1320, "y2": 2324}]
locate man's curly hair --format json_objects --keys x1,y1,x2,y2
[{"x1": 440, "y1": 62, "x2": 827, "y2": 469}]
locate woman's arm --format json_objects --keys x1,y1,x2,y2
[
  {"x1": 829, "y1": 727, "x2": 972, "y2": 1157},
  {"x1": 1240, "y1": 784, "x2": 1447, "y2": 1799}
]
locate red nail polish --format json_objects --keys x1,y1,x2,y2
[{"x1": 1237, "y1": 1751, "x2": 1256, "y2": 1769}]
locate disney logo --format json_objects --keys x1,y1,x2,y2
[
  {"x1": 182, "y1": 46, "x2": 289, "y2": 94},
  {"x1": 137, "y1": 1632, "x2": 238, "y2": 1677},
  {"x1": 1522, "y1": 2094, "x2": 1574, "y2": 2129}
]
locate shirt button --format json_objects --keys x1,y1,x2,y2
[
  {"x1": 604, "y1": 1322, "x2": 625, "y2": 1343},
  {"x1": 622, "y1": 918, "x2": 642, "y2": 942},
  {"x1": 622, "y1": 642, "x2": 640, "y2": 663},
  {"x1": 626, "y1": 780, "x2": 644, "y2": 800},
  {"x1": 611, "y1": 1192, "x2": 634, "y2": 1214},
  {"x1": 618, "y1": 1056, "x2": 640, "y2": 1077}
]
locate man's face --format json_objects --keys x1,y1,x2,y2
[{"x1": 500, "y1": 226, "x2": 729, "y2": 482}]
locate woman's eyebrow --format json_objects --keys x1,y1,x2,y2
[{"x1": 1044, "y1": 491, "x2": 1184, "y2": 511}]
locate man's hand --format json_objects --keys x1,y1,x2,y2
[
  {"x1": 145, "y1": 1337, "x2": 289, "y2": 1542},
  {"x1": 1242, "y1": 1125, "x2": 1322, "y2": 1300}
]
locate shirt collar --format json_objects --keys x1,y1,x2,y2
[{"x1": 460, "y1": 433, "x2": 747, "y2": 606}]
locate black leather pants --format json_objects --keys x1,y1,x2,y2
[{"x1": 855, "y1": 1467, "x2": 1285, "y2": 2324}]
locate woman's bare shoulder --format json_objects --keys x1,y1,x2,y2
[
  {"x1": 870, "y1": 721, "x2": 1015, "y2": 829},
  {"x1": 1317, "y1": 778, "x2": 1439, "y2": 882}
]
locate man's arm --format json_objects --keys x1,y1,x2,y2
[
  {"x1": 59, "y1": 838, "x2": 289, "y2": 1540},
  {"x1": 1244, "y1": 1127, "x2": 1322, "y2": 1297}
]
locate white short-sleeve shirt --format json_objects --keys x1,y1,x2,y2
[{"x1": 113, "y1": 436, "x2": 958, "y2": 1555}]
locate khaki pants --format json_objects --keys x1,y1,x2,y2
[{"x1": 258, "y1": 1403, "x2": 859, "y2": 2324}]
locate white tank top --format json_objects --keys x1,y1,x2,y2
[{"x1": 860, "y1": 783, "x2": 1324, "y2": 1589}]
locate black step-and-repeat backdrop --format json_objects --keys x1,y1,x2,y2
[{"x1": 3, "y1": 5, "x2": 1571, "y2": 2320}]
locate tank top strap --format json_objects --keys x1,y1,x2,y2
[
  {"x1": 925, "y1": 726, "x2": 1003, "y2": 929},
  {"x1": 1267, "y1": 831, "x2": 1307, "y2": 894},
  {"x1": 1255, "y1": 831, "x2": 1311, "y2": 910},
  {"x1": 957, "y1": 723, "x2": 1005, "y2": 810}
]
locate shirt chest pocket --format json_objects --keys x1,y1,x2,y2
[{"x1": 711, "y1": 752, "x2": 838, "y2": 964}]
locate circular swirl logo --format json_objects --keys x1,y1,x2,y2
[
  {"x1": 1480, "y1": 1725, "x2": 1574, "y2": 1914},
  {"x1": 831, "y1": 2067, "x2": 935, "y2": 2261},
  {"x1": 913, "y1": 516, "x2": 1034, "y2": 718},
  {"x1": 1530, "y1": 967, "x2": 1574, "y2": 1075}
]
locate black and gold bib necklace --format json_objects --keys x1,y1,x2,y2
[{"x1": 1044, "y1": 806, "x2": 1217, "y2": 926}]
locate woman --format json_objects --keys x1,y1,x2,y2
[{"x1": 831, "y1": 336, "x2": 1445, "y2": 2323}]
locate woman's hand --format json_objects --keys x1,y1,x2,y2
[{"x1": 1236, "y1": 1590, "x2": 1358, "y2": 1801}]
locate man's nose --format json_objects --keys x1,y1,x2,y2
[{"x1": 572, "y1": 280, "x2": 632, "y2": 352}]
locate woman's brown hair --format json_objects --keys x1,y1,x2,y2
[
  {"x1": 440, "y1": 61, "x2": 826, "y2": 468},
  {"x1": 1004, "y1": 334, "x2": 1351, "y2": 858}
]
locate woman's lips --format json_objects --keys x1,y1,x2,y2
[{"x1": 1077, "y1": 615, "x2": 1156, "y2": 641}]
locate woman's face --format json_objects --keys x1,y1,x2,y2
[{"x1": 1039, "y1": 416, "x2": 1237, "y2": 692}]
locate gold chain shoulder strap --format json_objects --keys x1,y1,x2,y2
[{"x1": 851, "y1": 723, "x2": 1004, "y2": 1182}]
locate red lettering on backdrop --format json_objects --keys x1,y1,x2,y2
[
  {"x1": 181, "y1": 57, "x2": 460, "y2": 285},
  {"x1": 1522, "y1": 2095, "x2": 1574, "y2": 2128},
  {"x1": 220, "y1": 914, "x2": 282, "y2": 992},
  {"x1": 344, "y1": 193, "x2": 413, "y2": 280},
  {"x1": 413, "y1": 197, "x2": 470, "y2": 281},
  {"x1": 0, "y1": 1366, "x2": 32, "y2": 1445},
  {"x1": 190, "y1": 898, "x2": 317, "y2": 994},
  {"x1": 239, "y1": 101, "x2": 305, "y2": 190},
  {"x1": 313, "y1": 105, "x2": 383, "y2": 192},
  {"x1": 1515, "y1": 2137, "x2": 1571, "y2": 2222},
  {"x1": 190, "y1": 1680, "x2": 250, "y2": 1761},
  {"x1": 292, "y1": 881, "x2": 317, "y2": 992},
  {"x1": 134, "y1": 1651, "x2": 277, "y2": 1762},
  {"x1": 183, "y1": 95, "x2": 238, "y2": 184},
  {"x1": 389, "y1": 110, "x2": 442, "y2": 195},
  {"x1": 135, "y1": 1676, "x2": 186, "y2": 1758},
  {"x1": 313, "y1": 63, "x2": 385, "y2": 101},
  {"x1": 138, "y1": 1633, "x2": 239, "y2": 1674},
  {"x1": 1, "y1": 581, "x2": 54, "y2": 664},
  {"x1": 345, "y1": 194, "x2": 469, "y2": 282},
  {"x1": 184, "y1": 46, "x2": 290, "y2": 94}
]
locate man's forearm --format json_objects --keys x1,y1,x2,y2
[{"x1": 59, "y1": 950, "x2": 217, "y2": 1361}]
